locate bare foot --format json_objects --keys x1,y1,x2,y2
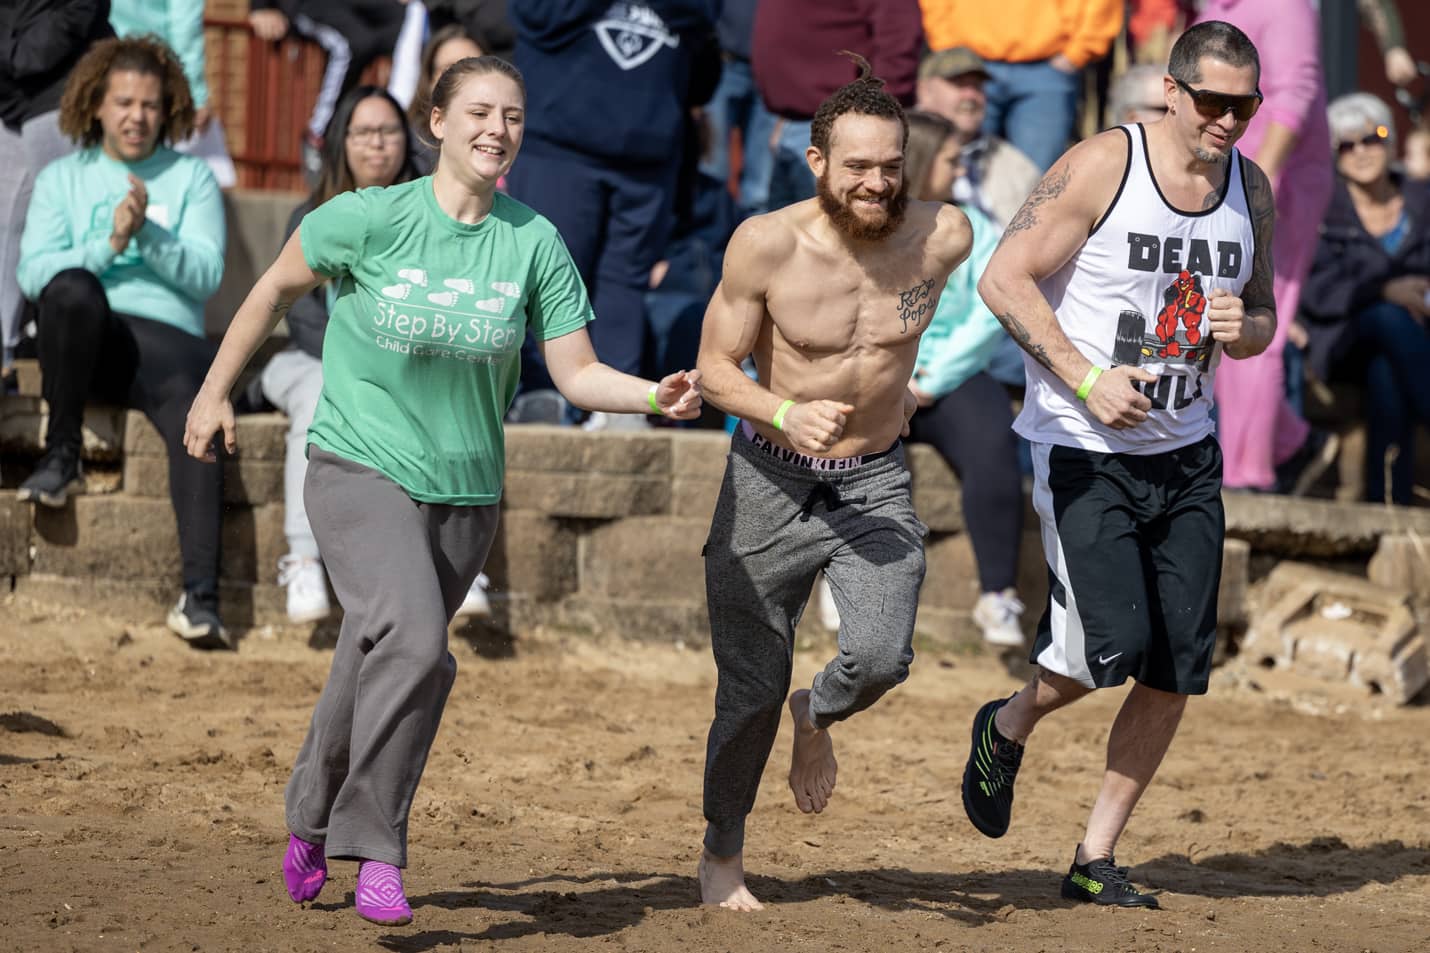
[
  {"x1": 698, "y1": 849, "x2": 764, "y2": 911},
  {"x1": 787, "y1": 689, "x2": 836, "y2": 813}
]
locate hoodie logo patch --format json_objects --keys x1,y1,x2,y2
[{"x1": 593, "y1": 3, "x2": 678, "y2": 71}]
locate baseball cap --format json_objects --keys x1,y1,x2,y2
[{"x1": 918, "y1": 47, "x2": 991, "y2": 82}]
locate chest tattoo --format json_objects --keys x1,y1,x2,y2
[{"x1": 896, "y1": 278, "x2": 936, "y2": 333}]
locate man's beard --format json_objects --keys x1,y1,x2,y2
[{"x1": 816, "y1": 169, "x2": 908, "y2": 243}]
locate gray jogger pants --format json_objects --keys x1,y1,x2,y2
[
  {"x1": 702, "y1": 431, "x2": 928, "y2": 856},
  {"x1": 284, "y1": 446, "x2": 498, "y2": 866}
]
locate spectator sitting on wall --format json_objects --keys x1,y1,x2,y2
[
  {"x1": 901, "y1": 109, "x2": 1028, "y2": 648},
  {"x1": 16, "y1": 35, "x2": 230, "y2": 648},
  {"x1": 1300, "y1": 93, "x2": 1430, "y2": 505},
  {"x1": 406, "y1": 25, "x2": 484, "y2": 175},
  {"x1": 914, "y1": 46, "x2": 1041, "y2": 230},
  {"x1": 1107, "y1": 63, "x2": 1172, "y2": 127}
]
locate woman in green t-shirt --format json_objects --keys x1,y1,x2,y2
[{"x1": 182, "y1": 55, "x2": 702, "y2": 927}]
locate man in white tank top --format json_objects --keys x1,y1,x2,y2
[{"x1": 959, "y1": 21, "x2": 1277, "y2": 909}]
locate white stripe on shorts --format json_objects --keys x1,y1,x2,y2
[{"x1": 1030, "y1": 442, "x2": 1095, "y2": 687}]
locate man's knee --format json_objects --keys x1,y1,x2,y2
[{"x1": 847, "y1": 639, "x2": 913, "y2": 697}]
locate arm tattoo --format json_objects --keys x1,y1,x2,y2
[
  {"x1": 1242, "y1": 164, "x2": 1277, "y2": 319},
  {"x1": 997, "y1": 312, "x2": 1053, "y2": 371},
  {"x1": 1001, "y1": 165, "x2": 1072, "y2": 241},
  {"x1": 266, "y1": 296, "x2": 292, "y2": 317}
]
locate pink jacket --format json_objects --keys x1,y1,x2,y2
[{"x1": 1194, "y1": 0, "x2": 1331, "y2": 173}]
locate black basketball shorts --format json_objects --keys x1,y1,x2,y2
[{"x1": 1028, "y1": 435, "x2": 1224, "y2": 695}]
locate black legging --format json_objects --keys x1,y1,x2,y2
[
  {"x1": 37, "y1": 269, "x2": 223, "y2": 593},
  {"x1": 907, "y1": 371, "x2": 1023, "y2": 593}
]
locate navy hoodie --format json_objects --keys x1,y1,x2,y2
[{"x1": 513, "y1": 1, "x2": 717, "y2": 166}]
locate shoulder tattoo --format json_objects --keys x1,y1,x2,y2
[{"x1": 1002, "y1": 165, "x2": 1072, "y2": 241}]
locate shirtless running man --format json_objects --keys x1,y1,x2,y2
[{"x1": 693, "y1": 56, "x2": 972, "y2": 911}]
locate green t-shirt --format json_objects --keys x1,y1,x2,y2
[{"x1": 300, "y1": 178, "x2": 593, "y2": 504}]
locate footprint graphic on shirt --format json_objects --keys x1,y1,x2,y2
[
  {"x1": 473, "y1": 297, "x2": 506, "y2": 313},
  {"x1": 397, "y1": 268, "x2": 428, "y2": 287},
  {"x1": 381, "y1": 283, "x2": 412, "y2": 300},
  {"x1": 443, "y1": 278, "x2": 475, "y2": 294},
  {"x1": 427, "y1": 291, "x2": 459, "y2": 307},
  {"x1": 491, "y1": 281, "x2": 520, "y2": 298}
]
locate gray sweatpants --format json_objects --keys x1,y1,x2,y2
[
  {"x1": 285, "y1": 447, "x2": 498, "y2": 866},
  {"x1": 702, "y1": 431, "x2": 928, "y2": 856}
]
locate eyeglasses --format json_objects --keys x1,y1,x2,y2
[
  {"x1": 1336, "y1": 126, "x2": 1390, "y2": 156},
  {"x1": 1174, "y1": 78, "x2": 1263, "y2": 122},
  {"x1": 347, "y1": 125, "x2": 405, "y2": 144}
]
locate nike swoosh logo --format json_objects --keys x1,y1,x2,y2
[{"x1": 1097, "y1": 652, "x2": 1123, "y2": 664}]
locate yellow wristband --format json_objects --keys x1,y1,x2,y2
[
  {"x1": 772, "y1": 399, "x2": 795, "y2": 431},
  {"x1": 1075, "y1": 366, "x2": 1103, "y2": 402},
  {"x1": 647, "y1": 383, "x2": 662, "y2": 415}
]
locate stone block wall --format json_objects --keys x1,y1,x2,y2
[{"x1": 11, "y1": 406, "x2": 1427, "y2": 647}]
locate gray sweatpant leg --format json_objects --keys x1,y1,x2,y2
[
  {"x1": 285, "y1": 447, "x2": 498, "y2": 866},
  {"x1": 702, "y1": 434, "x2": 928, "y2": 856}
]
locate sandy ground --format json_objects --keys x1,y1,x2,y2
[{"x1": 2, "y1": 594, "x2": 1429, "y2": 953}]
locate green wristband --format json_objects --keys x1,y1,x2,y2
[
  {"x1": 772, "y1": 399, "x2": 795, "y2": 431},
  {"x1": 1076, "y1": 366, "x2": 1104, "y2": 402},
  {"x1": 647, "y1": 384, "x2": 662, "y2": 415}
]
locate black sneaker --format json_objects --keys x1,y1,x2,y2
[
  {"x1": 961, "y1": 696, "x2": 1024, "y2": 838},
  {"x1": 17, "y1": 445, "x2": 85, "y2": 507},
  {"x1": 167, "y1": 589, "x2": 233, "y2": 650},
  {"x1": 1061, "y1": 851, "x2": 1160, "y2": 908},
  {"x1": 1275, "y1": 427, "x2": 1339, "y2": 497}
]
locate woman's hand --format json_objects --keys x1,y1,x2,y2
[
  {"x1": 184, "y1": 386, "x2": 236, "y2": 462},
  {"x1": 652, "y1": 369, "x2": 702, "y2": 420},
  {"x1": 1384, "y1": 275, "x2": 1430, "y2": 321}
]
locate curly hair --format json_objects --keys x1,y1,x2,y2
[
  {"x1": 809, "y1": 51, "x2": 908, "y2": 156},
  {"x1": 59, "y1": 35, "x2": 196, "y2": 149}
]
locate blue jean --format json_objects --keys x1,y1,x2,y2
[
  {"x1": 766, "y1": 118, "x2": 815, "y2": 212},
  {"x1": 506, "y1": 149, "x2": 676, "y2": 377},
  {"x1": 982, "y1": 60, "x2": 1080, "y2": 173},
  {"x1": 701, "y1": 58, "x2": 777, "y2": 219},
  {"x1": 1358, "y1": 301, "x2": 1430, "y2": 504}
]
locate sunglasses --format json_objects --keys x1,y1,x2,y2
[
  {"x1": 1174, "y1": 78, "x2": 1263, "y2": 122},
  {"x1": 1336, "y1": 126, "x2": 1390, "y2": 156}
]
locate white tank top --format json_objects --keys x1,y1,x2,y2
[{"x1": 1014, "y1": 123, "x2": 1256, "y2": 455}]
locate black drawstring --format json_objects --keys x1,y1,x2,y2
[{"x1": 798, "y1": 482, "x2": 867, "y2": 521}]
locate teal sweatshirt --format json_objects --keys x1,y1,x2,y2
[
  {"x1": 109, "y1": 0, "x2": 209, "y2": 108},
  {"x1": 18, "y1": 146, "x2": 225, "y2": 338},
  {"x1": 914, "y1": 204, "x2": 1006, "y2": 399}
]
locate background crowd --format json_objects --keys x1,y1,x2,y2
[{"x1": 0, "y1": 0, "x2": 1427, "y2": 645}]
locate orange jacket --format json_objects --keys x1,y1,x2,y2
[{"x1": 920, "y1": 0, "x2": 1124, "y2": 68}]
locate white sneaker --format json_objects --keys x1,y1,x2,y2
[
  {"x1": 278, "y1": 555, "x2": 330, "y2": 624},
  {"x1": 815, "y1": 574, "x2": 841, "y2": 631},
  {"x1": 973, "y1": 588, "x2": 1026, "y2": 647},
  {"x1": 455, "y1": 573, "x2": 491, "y2": 619}
]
